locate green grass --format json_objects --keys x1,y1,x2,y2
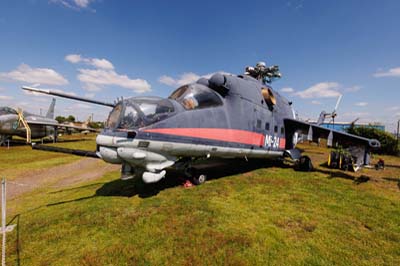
[
  {"x1": 0, "y1": 134, "x2": 96, "y2": 180},
  {"x1": 2, "y1": 141, "x2": 400, "y2": 265}
]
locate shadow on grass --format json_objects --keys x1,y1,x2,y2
[
  {"x1": 383, "y1": 177, "x2": 400, "y2": 190},
  {"x1": 44, "y1": 158, "x2": 289, "y2": 208},
  {"x1": 96, "y1": 159, "x2": 291, "y2": 198},
  {"x1": 386, "y1": 164, "x2": 400, "y2": 169},
  {"x1": 316, "y1": 166, "x2": 371, "y2": 185}
]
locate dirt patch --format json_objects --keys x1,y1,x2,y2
[{"x1": 7, "y1": 158, "x2": 119, "y2": 199}]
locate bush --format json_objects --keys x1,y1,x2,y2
[{"x1": 346, "y1": 126, "x2": 399, "y2": 155}]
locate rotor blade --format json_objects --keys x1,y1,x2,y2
[
  {"x1": 333, "y1": 94, "x2": 342, "y2": 113},
  {"x1": 22, "y1": 86, "x2": 116, "y2": 108}
]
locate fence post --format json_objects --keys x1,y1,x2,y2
[{"x1": 2, "y1": 177, "x2": 6, "y2": 266}]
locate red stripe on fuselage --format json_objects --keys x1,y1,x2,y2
[
  {"x1": 279, "y1": 138, "x2": 286, "y2": 149},
  {"x1": 142, "y1": 128, "x2": 265, "y2": 146}
]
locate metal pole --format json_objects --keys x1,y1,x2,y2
[
  {"x1": 396, "y1": 119, "x2": 399, "y2": 153},
  {"x1": 2, "y1": 177, "x2": 6, "y2": 266}
]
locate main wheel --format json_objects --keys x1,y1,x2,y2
[
  {"x1": 298, "y1": 156, "x2": 314, "y2": 171},
  {"x1": 192, "y1": 174, "x2": 207, "y2": 185}
]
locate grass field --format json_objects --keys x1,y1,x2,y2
[
  {"x1": 1, "y1": 138, "x2": 399, "y2": 266},
  {"x1": 0, "y1": 134, "x2": 96, "y2": 180}
]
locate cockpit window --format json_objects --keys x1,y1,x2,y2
[
  {"x1": 106, "y1": 98, "x2": 175, "y2": 130},
  {"x1": 0, "y1": 107, "x2": 17, "y2": 116},
  {"x1": 106, "y1": 103, "x2": 123, "y2": 129},
  {"x1": 120, "y1": 105, "x2": 143, "y2": 129},
  {"x1": 169, "y1": 84, "x2": 223, "y2": 110}
]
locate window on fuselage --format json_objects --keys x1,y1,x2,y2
[
  {"x1": 265, "y1": 122, "x2": 270, "y2": 131},
  {"x1": 169, "y1": 84, "x2": 222, "y2": 110},
  {"x1": 256, "y1": 119, "x2": 261, "y2": 129},
  {"x1": 274, "y1": 125, "x2": 278, "y2": 133}
]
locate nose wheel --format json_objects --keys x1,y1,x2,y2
[{"x1": 184, "y1": 167, "x2": 207, "y2": 185}]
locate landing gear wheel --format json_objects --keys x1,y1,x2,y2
[
  {"x1": 192, "y1": 174, "x2": 207, "y2": 185},
  {"x1": 184, "y1": 167, "x2": 207, "y2": 185},
  {"x1": 297, "y1": 155, "x2": 314, "y2": 171}
]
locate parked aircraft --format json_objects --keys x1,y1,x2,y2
[
  {"x1": 23, "y1": 62, "x2": 380, "y2": 184},
  {"x1": 0, "y1": 98, "x2": 97, "y2": 145}
]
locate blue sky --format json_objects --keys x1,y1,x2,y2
[{"x1": 0, "y1": 0, "x2": 399, "y2": 131}]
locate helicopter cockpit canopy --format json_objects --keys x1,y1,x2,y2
[
  {"x1": 106, "y1": 97, "x2": 175, "y2": 130},
  {"x1": 169, "y1": 84, "x2": 223, "y2": 110},
  {"x1": 0, "y1": 107, "x2": 17, "y2": 116}
]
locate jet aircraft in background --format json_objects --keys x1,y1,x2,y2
[{"x1": 0, "y1": 98, "x2": 98, "y2": 145}]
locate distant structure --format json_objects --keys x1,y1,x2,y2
[{"x1": 320, "y1": 122, "x2": 385, "y2": 132}]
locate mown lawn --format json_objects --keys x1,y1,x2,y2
[
  {"x1": 0, "y1": 134, "x2": 96, "y2": 180},
  {"x1": 2, "y1": 141, "x2": 400, "y2": 265}
]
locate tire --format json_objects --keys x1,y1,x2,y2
[
  {"x1": 298, "y1": 156, "x2": 314, "y2": 171},
  {"x1": 192, "y1": 174, "x2": 207, "y2": 185}
]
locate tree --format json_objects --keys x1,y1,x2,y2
[
  {"x1": 346, "y1": 125, "x2": 399, "y2": 155},
  {"x1": 55, "y1": 116, "x2": 66, "y2": 123},
  {"x1": 66, "y1": 115, "x2": 76, "y2": 122}
]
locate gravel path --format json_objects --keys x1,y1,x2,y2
[{"x1": 7, "y1": 158, "x2": 119, "y2": 199}]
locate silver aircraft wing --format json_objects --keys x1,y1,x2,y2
[{"x1": 26, "y1": 120, "x2": 99, "y2": 132}]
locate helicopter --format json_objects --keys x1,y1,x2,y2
[
  {"x1": 22, "y1": 62, "x2": 380, "y2": 185},
  {"x1": 0, "y1": 98, "x2": 97, "y2": 145}
]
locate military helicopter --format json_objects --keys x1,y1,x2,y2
[
  {"x1": 0, "y1": 98, "x2": 97, "y2": 145},
  {"x1": 23, "y1": 62, "x2": 380, "y2": 185}
]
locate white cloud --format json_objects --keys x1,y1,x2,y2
[
  {"x1": 159, "y1": 71, "x2": 229, "y2": 87},
  {"x1": 280, "y1": 87, "x2": 294, "y2": 93},
  {"x1": 65, "y1": 54, "x2": 114, "y2": 70},
  {"x1": 294, "y1": 82, "x2": 341, "y2": 98},
  {"x1": 386, "y1": 106, "x2": 400, "y2": 111},
  {"x1": 65, "y1": 54, "x2": 82, "y2": 64},
  {"x1": 0, "y1": 64, "x2": 68, "y2": 86},
  {"x1": 158, "y1": 75, "x2": 178, "y2": 87},
  {"x1": 84, "y1": 93, "x2": 95, "y2": 98},
  {"x1": 159, "y1": 72, "x2": 201, "y2": 87},
  {"x1": 77, "y1": 68, "x2": 151, "y2": 93},
  {"x1": 344, "y1": 85, "x2": 361, "y2": 92},
  {"x1": 0, "y1": 95, "x2": 13, "y2": 100},
  {"x1": 311, "y1": 100, "x2": 322, "y2": 105},
  {"x1": 66, "y1": 103, "x2": 92, "y2": 110},
  {"x1": 373, "y1": 67, "x2": 400, "y2": 78},
  {"x1": 65, "y1": 54, "x2": 150, "y2": 93},
  {"x1": 51, "y1": 0, "x2": 95, "y2": 10},
  {"x1": 355, "y1": 102, "x2": 368, "y2": 107}
]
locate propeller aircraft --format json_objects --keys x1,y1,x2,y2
[{"x1": 22, "y1": 62, "x2": 380, "y2": 185}]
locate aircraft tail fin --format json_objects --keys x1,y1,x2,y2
[{"x1": 46, "y1": 98, "x2": 56, "y2": 119}]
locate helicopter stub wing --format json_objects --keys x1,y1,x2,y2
[{"x1": 284, "y1": 118, "x2": 380, "y2": 149}]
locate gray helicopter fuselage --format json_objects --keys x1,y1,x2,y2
[{"x1": 96, "y1": 73, "x2": 296, "y2": 183}]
